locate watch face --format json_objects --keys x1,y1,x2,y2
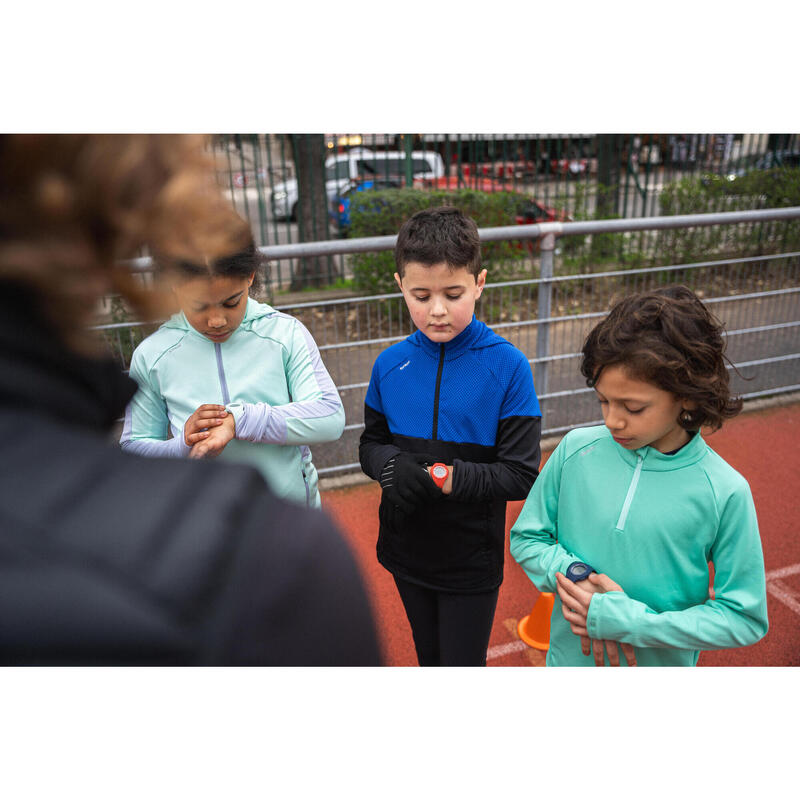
[{"x1": 432, "y1": 465, "x2": 447, "y2": 479}]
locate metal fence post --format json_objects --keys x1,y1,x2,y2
[
  {"x1": 404, "y1": 134, "x2": 414, "y2": 187},
  {"x1": 536, "y1": 232, "x2": 556, "y2": 409}
]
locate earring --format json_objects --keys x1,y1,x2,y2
[{"x1": 680, "y1": 410, "x2": 693, "y2": 424}]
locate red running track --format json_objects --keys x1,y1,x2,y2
[{"x1": 322, "y1": 401, "x2": 800, "y2": 667}]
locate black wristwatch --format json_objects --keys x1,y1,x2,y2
[{"x1": 565, "y1": 561, "x2": 596, "y2": 582}]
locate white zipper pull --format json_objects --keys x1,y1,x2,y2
[{"x1": 616, "y1": 452, "x2": 644, "y2": 532}]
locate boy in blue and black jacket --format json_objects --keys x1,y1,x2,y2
[{"x1": 359, "y1": 206, "x2": 542, "y2": 666}]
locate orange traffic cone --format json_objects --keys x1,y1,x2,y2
[{"x1": 517, "y1": 592, "x2": 555, "y2": 650}]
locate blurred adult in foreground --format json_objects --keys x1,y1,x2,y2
[{"x1": 0, "y1": 134, "x2": 380, "y2": 665}]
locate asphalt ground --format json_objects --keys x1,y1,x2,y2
[{"x1": 321, "y1": 399, "x2": 800, "y2": 667}]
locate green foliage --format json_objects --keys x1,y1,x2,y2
[
  {"x1": 557, "y1": 182, "x2": 631, "y2": 270},
  {"x1": 348, "y1": 187, "x2": 534, "y2": 293},
  {"x1": 656, "y1": 167, "x2": 800, "y2": 264}
]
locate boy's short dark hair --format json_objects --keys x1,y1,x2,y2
[
  {"x1": 395, "y1": 206, "x2": 482, "y2": 278},
  {"x1": 581, "y1": 285, "x2": 743, "y2": 431}
]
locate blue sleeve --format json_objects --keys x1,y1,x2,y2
[
  {"x1": 451, "y1": 354, "x2": 541, "y2": 502},
  {"x1": 499, "y1": 353, "x2": 541, "y2": 419}
]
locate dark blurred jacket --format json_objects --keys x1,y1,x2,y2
[{"x1": 0, "y1": 283, "x2": 380, "y2": 666}]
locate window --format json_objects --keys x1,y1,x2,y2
[
  {"x1": 326, "y1": 161, "x2": 352, "y2": 181},
  {"x1": 355, "y1": 157, "x2": 433, "y2": 179}
]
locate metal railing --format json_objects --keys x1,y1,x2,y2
[{"x1": 99, "y1": 207, "x2": 800, "y2": 478}]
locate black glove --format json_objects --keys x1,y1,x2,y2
[{"x1": 379, "y1": 452, "x2": 440, "y2": 514}]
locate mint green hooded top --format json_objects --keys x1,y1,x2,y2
[
  {"x1": 510, "y1": 425, "x2": 768, "y2": 666},
  {"x1": 120, "y1": 299, "x2": 345, "y2": 508}
]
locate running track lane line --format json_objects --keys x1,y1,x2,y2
[
  {"x1": 486, "y1": 640, "x2": 529, "y2": 660},
  {"x1": 489, "y1": 563, "x2": 800, "y2": 662},
  {"x1": 766, "y1": 563, "x2": 800, "y2": 616}
]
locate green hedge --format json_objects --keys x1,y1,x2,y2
[
  {"x1": 348, "y1": 188, "x2": 534, "y2": 293},
  {"x1": 655, "y1": 167, "x2": 800, "y2": 264}
]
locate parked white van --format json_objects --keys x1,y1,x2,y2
[{"x1": 270, "y1": 148, "x2": 445, "y2": 220}]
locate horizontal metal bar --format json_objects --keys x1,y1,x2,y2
[
  {"x1": 528, "y1": 351, "x2": 583, "y2": 366},
  {"x1": 336, "y1": 382, "x2": 370, "y2": 392},
  {"x1": 492, "y1": 252, "x2": 800, "y2": 289},
  {"x1": 317, "y1": 334, "x2": 407, "y2": 352},
  {"x1": 89, "y1": 319, "x2": 156, "y2": 332},
  {"x1": 538, "y1": 386, "x2": 594, "y2": 401},
  {"x1": 704, "y1": 287, "x2": 800, "y2": 305},
  {"x1": 317, "y1": 462, "x2": 362, "y2": 476},
  {"x1": 542, "y1": 419, "x2": 604, "y2": 436},
  {"x1": 725, "y1": 320, "x2": 800, "y2": 337},
  {"x1": 276, "y1": 291, "x2": 403, "y2": 310},
  {"x1": 507, "y1": 206, "x2": 800, "y2": 240},
  {"x1": 740, "y1": 385, "x2": 800, "y2": 400},
  {"x1": 119, "y1": 209, "x2": 800, "y2": 270},
  {"x1": 733, "y1": 353, "x2": 800, "y2": 369},
  {"x1": 334, "y1": 353, "x2": 800, "y2": 412},
  {"x1": 257, "y1": 207, "x2": 800, "y2": 261}
]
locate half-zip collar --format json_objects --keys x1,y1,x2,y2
[
  {"x1": 611, "y1": 427, "x2": 708, "y2": 472},
  {"x1": 616, "y1": 450, "x2": 644, "y2": 531},
  {"x1": 412, "y1": 315, "x2": 483, "y2": 360},
  {"x1": 610, "y1": 430, "x2": 708, "y2": 531}
]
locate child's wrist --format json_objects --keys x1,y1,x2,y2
[{"x1": 428, "y1": 463, "x2": 454, "y2": 494}]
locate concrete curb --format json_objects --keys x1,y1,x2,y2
[{"x1": 318, "y1": 390, "x2": 800, "y2": 492}]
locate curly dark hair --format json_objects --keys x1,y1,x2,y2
[
  {"x1": 581, "y1": 285, "x2": 743, "y2": 431},
  {"x1": 395, "y1": 206, "x2": 482, "y2": 278}
]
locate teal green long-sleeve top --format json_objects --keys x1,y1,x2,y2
[
  {"x1": 120, "y1": 299, "x2": 345, "y2": 508},
  {"x1": 509, "y1": 425, "x2": 768, "y2": 666}
]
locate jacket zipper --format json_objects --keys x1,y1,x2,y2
[
  {"x1": 218, "y1": 341, "x2": 312, "y2": 507},
  {"x1": 214, "y1": 343, "x2": 231, "y2": 405},
  {"x1": 615, "y1": 452, "x2": 643, "y2": 531},
  {"x1": 431, "y1": 344, "x2": 445, "y2": 439}
]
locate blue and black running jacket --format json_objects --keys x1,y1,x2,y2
[{"x1": 359, "y1": 317, "x2": 542, "y2": 592}]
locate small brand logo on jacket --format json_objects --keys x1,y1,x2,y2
[{"x1": 399, "y1": 360, "x2": 411, "y2": 371}]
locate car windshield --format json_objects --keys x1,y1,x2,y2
[
  {"x1": 326, "y1": 162, "x2": 352, "y2": 181},
  {"x1": 356, "y1": 157, "x2": 433, "y2": 178}
]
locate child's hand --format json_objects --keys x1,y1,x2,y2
[
  {"x1": 184, "y1": 404, "x2": 228, "y2": 447},
  {"x1": 380, "y1": 452, "x2": 440, "y2": 514},
  {"x1": 189, "y1": 413, "x2": 235, "y2": 460},
  {"x1": 555, "y1": 572, "x2": 637, "y2": 667}
]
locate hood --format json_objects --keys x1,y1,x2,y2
[
  {"x1": 161, "y1": 297, "x2": 275, "y2": 341},
  {"x1": 411, "y1": 316, "x2": 503, "y2": 361}
]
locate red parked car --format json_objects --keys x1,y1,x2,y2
[
  {"x1": 412, "y1": 176, "x2": 569, "y2": 223},
  {"x1": 413, "y1": 176, "x2": 570, "y2": 254}
]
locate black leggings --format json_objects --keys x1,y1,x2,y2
[{"x1": 393, "y1": 576, "x2": 499, "y2": 666}]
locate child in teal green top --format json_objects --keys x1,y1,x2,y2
[
  {"x1": 510, "y1": 286, "x2": 768, "y2": 666},
  {"x1": 120, "y1": 235, "x2": 344, "y2": 507}
]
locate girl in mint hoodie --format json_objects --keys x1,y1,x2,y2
[
  {"x1": 120, "y1": 236, "x2": 344, "y2": 508},
  {"x1": 510, "y1": 286, "x2": 768, "y2": 666}
]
